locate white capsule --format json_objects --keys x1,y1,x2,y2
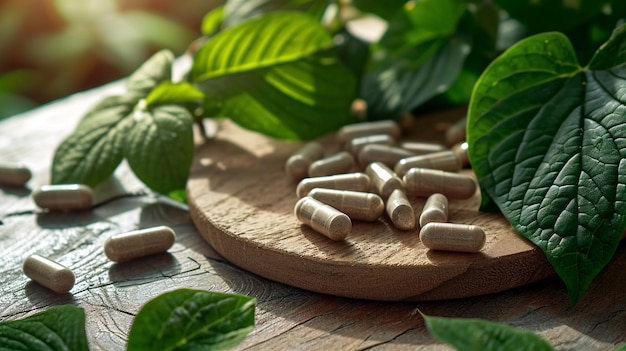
[
  {"x1": 0, "y1": 163, "x2": 31, "y2": 187},
  {"x1": 403, "y1": 168, "x2": 477, "y2": 199},
  {"x1": 346, "y1": 134, "x2": 395, "y2": 155},
  {"x1": 309, "y1": 188, "x2": 384, "y2": 222},
  {"x1": 399, "y1": 141, "x2": 447, "y2": 155},
  {"x1": 32, "y1": 184, "x2": 94, "y2": 211},
  {"x1": 445, "y1": 116, "x2": 467, "y2": 147},
  {"x1": 420, "y1": 222, "x2": 485, "y2": 252},
  {"x1": 23, "y1": 255, "x2": 75, "y2": 294},
  {"x1": 394, "y1": 150, "x2": 462, "y2": 177},
  {"x1": 365, "y1": 162, "x2": 404, "y2": 199},
  {"x1": 452, "y1": 142, "x2": 470, "y2": 168},
  {"x1": 336, "y1": 120, "x2": 401, "y2": 143},
  {"x1": 285, "y1": 142, "x2": 325, "y2": 181},
  {"x1": 104, "y1": 226, "x2": 176, "y2": 262},
  {"x1": 294, "y1": 196, "x2": 351, "y2": 240},
  {"x1": 308, "y1": 151, "x2": 355, "y2": 177},
  {"x1": 296, "y1": 172, "x2": 370, "y2": 198},
  {"x1": 386, "y1": 189, "x2": 415, "y2": 230},
  {"x1": 358, "y1": 144, "x2": 415, "y2": 168},
  {"x1": 419, "y1": 193, "x2": 448, "y2": 227}
]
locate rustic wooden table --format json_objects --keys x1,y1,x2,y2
[{"x1": 1, "y1": 82, "x2": 625, "y2": 350}]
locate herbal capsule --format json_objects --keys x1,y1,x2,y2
[
  {"x1": 285, "y1": 142, "x2": 324, "y2": 181},
  {"x1": 104, "y1": 226, "x2": 176, "y2": 262},
  {"x1": 358, "y1": 144, "x2": 415, "y2": 168},
  {"x1": 0, "y1": 163, "x2": 31, "y2": 187},
  {"x1": 23, "y1": 255, "x2": 75, "y2": 294},
  {"x1": 445, "y1": 116, "x2": 467, "y2": 146},
  {"x1": 365, "y1": 162, "x2": 404, "y2": 199},
  {"x1": 403, "y1": 168, "x2": 477, "y2": 199},
  {"x1": 308, "y1": 151, "x2": 356, "y2": 177},
  {"x1": 399, "y1": 141, "x2": 446, "y2": 155},
  {"x1": 420, "y1": 222, "x2": 485, "y2": 252},
  {"x1": 419, "y1": 193, "x2": 448, "y2": 227},
  {"x1": 394, "y1": 150, "x2": 462, "y2": 177},
  {"x1": 294, "y1": 196, "x2": 351, "y2": 240},
  {"x1": 386, "y1": 189, "x2": 415, "y2": 230},
  {"x1": 346, "y1": 134, "x2": 395, "y2": 155},
  {"x1": 309, "y1": 188, "x2": 384, "y2": 222},
  {"x1": 296, "y1": 172, "x2": 370, "y2": 198},
  {"x1": 32, "y1": 184, "x2": 94, "y2": 211},
  {"x1": 452, "y1": 142, "x2": 470, "y2": 168},
  {"x1": 336, "y1": 120, "x2": 401, "y2": 143}
]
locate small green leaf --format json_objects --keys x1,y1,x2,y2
[
  {"x1": 467, "y1": 27, "x2": 626, "y2": 304},
  {"x1": 51, "y1": 95, "x2": 136, "y2": 187},
  {"x1": 124, "y1": 104, "x2": 194, "y2": 194},
  {"x1": 127, "y1": 289, "x2": 256, "y2": 351},
  {"x1": 0, "y1": 305, "x2": 88, "y2": 351},
  {"x1": 145, "y1": 81, "x2": 205, "y2": 108},
  {"x1": 423, "y1": 314, "x2": 555, "y2": 351},
  {"x1": 201, "y1": 5, "x2": 224, "y2": 35},
  {"x1": 613, "y1": 344, "x2": 626, "y2": 351},
  {"x1": 126, "y1": 49, "x2": 174, "y2": 97}
]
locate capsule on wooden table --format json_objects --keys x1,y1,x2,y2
[
  {"x1": 419, "y1": 193, "x2": 448, "y2": 227},
  {"x1": 445, "y1": 116, "x2": 467, "y2": 147},
  {"x1": 336, "y1": 120, "x2": 401, "y2": 144},
  {"x1": 358, "y1": 144, "x2": 415, "y2": 168},
  {"x1": 452, "y1": 142, "x2": 470, "y2": 168},
  {"x1": 294, "y1": 196, "x2": 351, "y2": 240},
  {"x1": 0, "y1": 163, "x2": 32, "y2": 187},
  {"x1": 104, "y1": 226, "x2": 176, "y2": 262},
  {"x1": 309, "y1": 188, "x2": 384, "y2": 222},
  {"x1": 386, "y1": 189, "x2": 415, "y2": 230},
  {"x1": 365, "y1": 162, "x2": 404, "y2": 199},
  {"x1": 399, "y1": 141, "x2": 447, "y2": 155},
  {"x1": 32, "y1": 184, "x2": 94, "y2": 211},
  {"x1": 285, "y1": 142, "x2": 324, "y2": 181},
  {"x1": 394, "y1": 150, "x2": 462, "y2": 177},
  {"x1": 403, "y1": 168, "x2": 477, "y2": 199},
  {"x1": 346, "y1": 134, "x2": 395, "y2": 155},
  {"x1": 420, "y1": 222, "x2": 485, "y2": 252},
  {"x1": 23, "y1": 255, "x2": 75, "y2": 294},
  {"x1": 308, "y1": 151, "x2": 356, "y2": 177},
  {"x1": 296, "y1": 172, "x2": 370, "y2": 198}
]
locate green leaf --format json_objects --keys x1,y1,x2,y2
[
  {"x1": 126, "y1": 49, "x2": 174, "y2": 97},
  {"x1": 51, "y1": 95, "x2": 136, "y2": 187},
  {"x1": 124, "y1": 104, "x2": 194, "y2": 194},
  {"x1": 201, "y1": 5, "x2": 224, "y2": 35},
  {"x1": 361, "y1": 0, "x2": 470, "y2": 118},
  {"x1": 613, "y1": 344, "x2": 626, "y2": 351},
  {"x1": 223, "y1": 0, "x2": 328, "y2": 27},
  {"x1": 193, "y1": 11, "x2": 357, "y2": 140},
  {"x1": 423, "y1": 314, "x2": 555, "y2": 351},
  {"x1": 0, "y1": 305, "x2": 88, "y2": 351},
  {"x1": 127, "y1": 289, "x2": 256, "y2": 351},
  {"x1": 351, "y1": 0, "x2": 406, "y2": 21},
  {"x1": 145, "y1": 81, "x2": 205, "y2": 108},
  {"x1": 467, "y1": 27, "x2": 626, "y2": 304}
]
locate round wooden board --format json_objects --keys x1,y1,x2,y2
[{"x1": 187, "y1": 110, "x2": 555, "y2": 301}]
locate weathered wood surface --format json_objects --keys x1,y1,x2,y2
[{"x1": 0, "y1": 82, "x2": 625, "y2": 350}]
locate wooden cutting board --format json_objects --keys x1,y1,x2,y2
[{"x1": 187, "y1": 110, "x2": 555, "y2": 301}]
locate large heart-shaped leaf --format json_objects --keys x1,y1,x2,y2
[
  {"x1": 192, "y1": 11, "x2": 357, "y2": 140},
  {"x1": 468, "y1": 26, "x2": 626, "y2": 304}
]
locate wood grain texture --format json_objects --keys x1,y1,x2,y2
[
  {"x1": 0, "y1": 83, "x2": 625, "y2": 350},
  {"x1": 187, "y1": 114, "x2": 554, "y2": 301}
]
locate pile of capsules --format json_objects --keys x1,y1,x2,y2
[
  {"x1": 0, "y1": 167, "x2": 176, "y2": 294},
  {"x1": 286, "y1": 117, "x2": 486, "y2": 253}
]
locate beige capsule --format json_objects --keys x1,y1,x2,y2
[
  {"x1": 445, "y1": 116, "x2": 467, "y2": 147},
  {"x1": 419, "y1": 193, "x2": 448, "y2": 227},
  {"x1": 294, "y1": 196, "x2": 351, "y2": 240},
  {"x1": 358, "y1": 144, "x2": 416, "y2": 168},
  {"x1": 399, "y1": 141, "x2": 447, "y2": 155},
  {"x1": 104, "y1": 226, "x2": 176, "y2": 262},
  {"x1": 403, "y1": 168, "x2": 477, "y2": 199},
  {"x1": 394, "y1": 150, "x2": 462, "y2": 177},
  {"x1": 336, "y1": 120, "x2": 401, "y2": 143},
  {"x1": 0, "y1": 163, "x2": 32, "y2": 187},
  {"x1": 365, "y1": 162, "x2": 404, "y2": 199},
  {"x1": 296, "y1": 172, "x2": 370, "y2": 198},
  {"x1": 32, "y1": 184, "x2": 94, "y2": 211},
  {"x1": 345, "y1": 134, "x2": 395, "y2": 155},
  {"x1": 452, "y1": 142, "x2": 470, "y2": 168},
  {"x1": 309, "y1": 188, "x2": 384, "y2": 222},
  {"x1": 285, "y1": 142, "x2": 325, "y2": 181},
  {"x1": 420, "y1": 222, "x2": 485, "y2": 253},
  {"x1": 308, "y1": 151, "x2": 356, "y2": 177},
  {"x1": 386, "y1": 189, "x2": 415, "y2": 230},
  {"x1": 23, "y1": 255, "x2": 75, "y2": 294}
]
